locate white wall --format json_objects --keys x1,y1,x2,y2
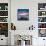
[
  {"x1": 11, "y1": 0, "x2": 46, "y2": 46},
  {"x1": 11, "y1": 0, "x2": 46, "y2": 30},
  {"x1": 11, "y1": 0, "x2": 38, "y2": 30}
]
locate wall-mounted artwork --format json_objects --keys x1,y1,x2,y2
[{"x1": 17, "y1": 9, "x2": 29, "y2": 21}]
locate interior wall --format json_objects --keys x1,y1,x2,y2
[
  {"x1": 11, "y1": 0, "x2": 38, "y2": 30},
  {"x1": 11, "y1": 0, "x2": 46, "y2": 46}
]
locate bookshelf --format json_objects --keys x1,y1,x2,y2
[
  {"x1": 0, "y1": 3, "x2": 8, "y2": 37},
  {"x1": 38, "y1": 3, "x2": 46, "y2": 37}
]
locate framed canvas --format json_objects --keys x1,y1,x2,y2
[{"x1": 17, "y1": 9, "x2": 29, "y2": 21}]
